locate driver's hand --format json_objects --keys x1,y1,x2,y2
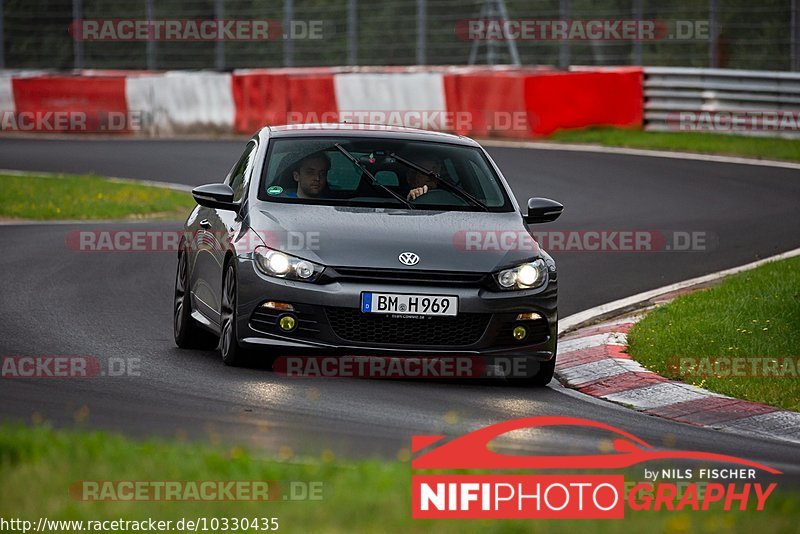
[{"x1": 407, "y1": 185, "x2": 428, "y2": 200}]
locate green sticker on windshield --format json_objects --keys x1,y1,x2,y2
[{"x1": 267, "y1": 186, "x2": 283, "y2": 195}]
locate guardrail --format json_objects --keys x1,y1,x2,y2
[{"x1": 643, "y1": 67, "x2": 800, "y2": 138}]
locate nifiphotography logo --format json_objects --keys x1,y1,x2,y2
[{"x1": 411, "y1": 416, "x2": 781, "y2": 519}]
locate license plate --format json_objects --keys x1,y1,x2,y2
[{"x1": 361, "y1": 292, "x2": 458, "y2": 317}]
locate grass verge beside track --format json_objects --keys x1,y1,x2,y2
[
  {"x1": 627, "y1": 256, "x2": 800, "y2": 411},
  {"x1": 548, "y1": 128, "x2": 800, "y2": 162},
  {"x1": 0, "y1": 173, "x2": 195, "y2": 220},
  {"x1": 0, "y1": 424, "x2": 798, "y2": 532}
]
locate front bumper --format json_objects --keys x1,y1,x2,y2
[{"x1": 235, "y1": 256, "x2": 557, "y2": 360}]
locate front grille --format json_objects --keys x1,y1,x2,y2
[
  {"x1": 331, "y1": 267, "x2": 487, "y2": 286},
  {"x1": 325, "y1": 307, "x2": 490, "y2": 346}
]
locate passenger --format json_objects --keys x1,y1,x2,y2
[{"x1": 405, "y1": 156, "x2": 442, "y2": 201}]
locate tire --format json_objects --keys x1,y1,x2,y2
[
  {"x1": 508, "y1": 340, "x2": 557, "y2": 387},
  {"x1": 527, "y1": 356, "x2": 556, "y2": 386},
  {"x1": 220, "y1": 262, "x2": 249, "y2": 366},
  {"x1": 174, "y1": 247, "x2": 217, "y2": 349}
]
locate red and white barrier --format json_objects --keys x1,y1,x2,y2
[
  {"x1": 0, "y1": 66, "x2": 643, "y2": 137},
  {"x1": 232, "y1": 71, "x2": 288, "y2": 133},
  {"x1": 524, "y1": 69, "x2": 643, "y2": 135},
  {"x1": 444, "y1": 70, "x2": 529, "y2": 138},
  {"x1": 287, "y1": 72, "x2": 338, "y2": 124},
  {"x1": 0, "y1": 75, "x2": 14, "y2": 115},
  {"x1": 334, "y1": 72, "x2": 449, "y2": 128},
  {"x1": 127, "y1": 72, "x2": 235, "y2": 135}
]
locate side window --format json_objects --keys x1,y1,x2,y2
[{"x1": 227, "y1": 142, "x2": 257, "y2": 203}]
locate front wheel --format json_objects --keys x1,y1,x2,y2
[
  {"x1": 528, "y1": 357, "x2": 556, "y2": 386},
  {"x1": 220, "y1": 263, "x2": 249, "y2": 366},
  {"x1": 507, "y1": 341, "x2": 557, "y2": 387},
  {"x1": 174, "y1": 248, "x2": 216, "y2": 349}
]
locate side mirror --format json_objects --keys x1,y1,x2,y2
[
  {"x1": 192, "y1": 183, "x2": 236, "y2": 211},
  {"x1": 524, "y1": 197, "x2": 564, "y2": 224}
]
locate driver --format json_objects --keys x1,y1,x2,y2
[
  {"x1": 405, "y1": 156, "x2": 442, "y2": 201},
  {"x1": 289, "y1": 151, "x2": 331, "y2": 198}
]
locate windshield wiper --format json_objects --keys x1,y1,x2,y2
[
  {"x1": 390, "y1": 153, "x2": 489, "y2": 211},
  {"x1": 334, "y1": 144, "x2": 414, "y2": 210}
]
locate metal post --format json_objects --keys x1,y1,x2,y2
[
  {"x1": 487, "y1": 0, "x2": 497, "y2": 66},
  {"x1": 709, "y1": 0, "x2": 719, "y2": 68},
  {"x1": 496, "y1": 0, "x2": 520, "y2": 65},
  {"x1": 468, "y1": 0, "x2": 488, "y2": 65},
  {"x1": 416, "y1": 0, "x2": 426, "y2": 65},
  {"x1": 792, "y1": 0, "x2": 800, "y2": 71},
  {"x1": 145, "y1": 0, "x2": 156, "y2": 70},
  {"x1": 468, "y1": 0, "x2": 519, "y2": 66},
  {"x1": 283, "y1": 0, "x2": 294, "y2": 67},
  {"x1": 559, "y1": 0, "x2": 570, "y2": 69},
  {"x1": 632, "y1": 0, "x2": 642, "y2": 65},
  {"x1": 73, "y1": 0, "x2": 84, "y2": 70},
  {"x1": 347, "y1": 0, "x2": 357, "y2": 65},
  {"x1": 215, "y1": 0, "x2": 225, "y2": 71}
]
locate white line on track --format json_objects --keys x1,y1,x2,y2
[
  {"x1": 480, "y1": 139, "x2": 800, "y2": 171},
  {"x1": 559, "y1": 246, "x2": 800, "y2": 334}
]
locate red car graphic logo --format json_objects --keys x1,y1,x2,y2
[{"x1": 412, "y1": 416, "x2": 781, "y2": 474}]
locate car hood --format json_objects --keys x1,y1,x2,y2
[{"x1": 248, "y1": 204, "x2": 541, "y2": 273}]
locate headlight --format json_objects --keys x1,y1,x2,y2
[
  {"x1": 254, "y1": 246, "x2": 325, "y2": 282},
  {"x1": 494, "y1": 259, "x2": 548, "y2": 290}
]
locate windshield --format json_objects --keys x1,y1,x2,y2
[{"x1": 257, "y1": 137, "x2": 513, "y2": 211}]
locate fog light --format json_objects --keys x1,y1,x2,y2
[
  {"x1": 512, "y1": 326, "x2": 528, "y2": 341},
  {"x1": 262, "y1": 301, "x2": 294, "y2": 311},
  {"x1": 278, "y1": 314, "x2": 297, "y2": 332},
  {"x1": 516, "y1": 312, "x2": 543, "y2": 321}
]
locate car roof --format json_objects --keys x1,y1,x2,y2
[{"x1": 262, "y1": 123, "x2": 481, "y2": 147}]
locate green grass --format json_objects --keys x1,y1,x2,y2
[
  {"x1": 627, "y1": 256, "x2": 800, "y2": 411},
  {"x1": 548, "y1": 128, "x2": 800, "y2": 162},
  {"x1": 0, "y1": 173, "x2": 195, "y2": 220},
  {"x1": 1, "y1": 424, "x2": 799, "y2": 533}
]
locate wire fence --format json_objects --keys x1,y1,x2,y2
[{"x1": 1, "y1": 0, "x2": 798, "y2": 71}]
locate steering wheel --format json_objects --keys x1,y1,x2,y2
[{"x1": 412, "y1": 188, "x2": 468, "y2": 206}]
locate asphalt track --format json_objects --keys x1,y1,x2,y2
[{"x1": 1, "y1": 138, "x2": 799, "y2": 479}]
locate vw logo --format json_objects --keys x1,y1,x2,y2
[{"x1": 398, "y1": 252, "x2": 420, "y2": 266}]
